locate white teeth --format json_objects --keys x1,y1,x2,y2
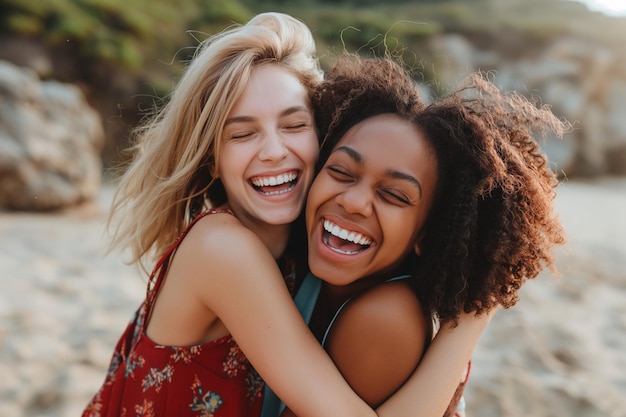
[
  {"x1": 252, "y1": 172, "x2": 297, "y2": 187},
  {"x1": 323, "y1": 220, "x2": 372, "y2": 246}
]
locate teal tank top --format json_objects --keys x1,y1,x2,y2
[
  {"x1": 260, "y1": 272, "x2": 321, "y2": 417},
  {"x1": 259, "y1": 274, "x2": 410, "y2": 417}
]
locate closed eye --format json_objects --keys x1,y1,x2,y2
[
  {"x1": 230, "y1": 132, "x2": 254, "y2": 140},
  {"x1": 326, "y1": 165, "x2": 354, "y2": 181},
  {"x1": 379, "y1": 188, "x2": 412, "y2": 205},
  {"x1": 286, "y1": 122, "x2": 309, "y2": 130},
  {"x1": 283, "y1": 119, "x2": 313, "y2": 133}
]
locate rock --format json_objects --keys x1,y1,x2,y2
[
  {"x1": 425, "y1": 35, "x2": 626, "y2": 177},
  {"x1": 0, "y1": 60, "x2": 104, "y2": 211},
  {"x1": 520, "y1": 39, "x2": 626, "y2": 176}
]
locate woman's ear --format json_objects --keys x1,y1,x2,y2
[
  {"x1": 209, "y1": 160, "x2": 218, "y2": 179},
  {"x1": 413, "y1": 240, "x2": 422, "y2": 256},
  {"x1": 413, "y1": 229, "x2": 426, "y2": 256}
]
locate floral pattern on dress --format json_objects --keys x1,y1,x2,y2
[
  {"x1": 124, "y1": 349, "x2": 146, "y2": 378},
  {"x1": 221, "y1": 338, "x2": 264, "y2": 401},
  {"x1": 223, "y1": 338, "x2": 249, "y2": 377},
  {"x1": 246, "y1": 367, "x2": 265, "y2": 401},
  {"x1": 172, "y1": 345, "x2": 203, "y2": 364},
  {"x1": 80, "y1": 209, "x2": 299, "y2": 417},
  {"x1": 190, "y1": 374, "x2": 224, "y2": 417},
  {"x1": 104, "y1": 350, "x2": 122, "y2": 383},
  {"x1": 82, "y1": 391, "x2": 103, "y2": 417},
  {"x1": 134, "y1": 398, "x2": 155, "y2": 417},
  {"x1": 142, "y1": 363, "x2": 174, "y2": 392}
]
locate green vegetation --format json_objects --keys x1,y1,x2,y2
[
  {"x1": 1, "y1": 0, "x2": 622, "y2": 82},
  {"x1": 0, "y1": 0, "x2": 623, "y2": 165},
  {"x1": 0, "y1": 0, "x2": 253, "y2": 74}
]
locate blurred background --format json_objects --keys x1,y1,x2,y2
[
  {"x1": 2, "y1": 0, "x2": 626, "y2": 208},
  {"x1": 0, "y1": 0, "x2": 625, "y2": 416}
]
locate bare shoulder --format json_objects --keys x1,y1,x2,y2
[
  {"x1": 170, "y1": 211, "x2": 279, "y2": 292},
  {"x1": 336, "y1": 280, "x2": 430, "y2": 343},
  {"x1": 188, "y1": 211, "x2": 258, "y2": 245},
  {"x1": 181, "y1": 212, "x2": 271, "y2": 263},
  {"x1": 326, "y1": 280, "x2": 431, "y2": 406}
]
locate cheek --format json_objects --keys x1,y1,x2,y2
[
  {"x1": 304, "y1": 177, "x2": 331, "y2": 228},
  {"x1": 297, "y1": 133, "x2": 320, "y2": 167},
  {"x1": 305, "y1": 179, "x2": 322, "y2": 217},
  {"x1": 219, "y1": 143, "x2": 251, "y2": 166},
  {"x1": 217, "y1": 153, "x2": 245, "y2": 182},
  {"x1": 386, "y1": 215, "x2": 421, "y2": 249}
]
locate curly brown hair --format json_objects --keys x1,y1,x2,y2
[{"x1": 311, "y1": 55, "x2": 568, "y2": 322}]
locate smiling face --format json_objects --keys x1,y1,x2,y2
[
  {"x1": 217, "y1": 63, "x2": 319, "y2": 230},
  {"x1": 306, "y1": 113, "x2": 438, "y2": 287}
]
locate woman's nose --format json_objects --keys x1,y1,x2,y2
[
  {"x1": 336, "y1": 184, "x2": 373, "y2": 217},
  {"x1": 258, "y1": 131, "x2": 288, "y2": 162}
]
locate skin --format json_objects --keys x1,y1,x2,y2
[
  {"x1": 147, "y1": 64, "x2": 318, "y2": 346},
  {"x1": 283, "y1": 114, "x2": 440, "y2": 415},
  {"x1": 145, "y1": 63, "x2": 491, "y2": 417},
  {"x1": 144, "y1": 63, "x2": 382, "y2": 417},
  {"x1": 217, "y1": 63, "x2": 319, "y2": 258},
  {"x1": 306, "y1": 113, "x2": 438, "y2": 288}
]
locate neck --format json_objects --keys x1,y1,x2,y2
[
  {"x1": 321, "y1": 273, "x2": 386, "y2": 315},
  {"x1": 256, "y1": 223, "x2": 291, "y2": 259},
  {"x1": 220, "y1": 203, "x2": 292, "y2": 259},
  {"x1": 241, "y1": 218, "x2": 291, "y2": 259}
]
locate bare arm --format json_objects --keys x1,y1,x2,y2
[
  {"x1": 184, "y1": 217, "x2": 377, "y2": 417},
  {"x1": 376, "y1": 310, "x2": 494, "y2": 417},
  {"x1": 323, "y1": 282, "x2": 429, "y2": 408},
  {"x1": 183, "y1": 216, "x2": 492, "y2": 417},
  {"x1": 281, "y1": 283, "x2": 491, "y2": 417}
]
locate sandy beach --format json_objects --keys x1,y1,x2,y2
[{"x1": 1, "y1": 178, "x2": 625, "y2": 417}]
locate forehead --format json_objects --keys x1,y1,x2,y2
[
  {"x1": 337, "y1": 114, "x2": 432, "y2": 161},
  {"x1": 333, "y1": 113, "x2": 437, "y2": 191},
  {"x1": 229, "y1": 63, "x2": 309, "y2": 115}
]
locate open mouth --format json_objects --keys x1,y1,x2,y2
[
  {"x1": 322, "y1": 219, "x2": 372, "y2": 255},
  {"x1": 250, "y1": 171, "x2": 298, "y2": 196}
]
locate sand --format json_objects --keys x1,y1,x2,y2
[{"x1": 1, "y1": 178, "x2": 625, "y2": 417}]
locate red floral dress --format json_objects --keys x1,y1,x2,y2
[{"x1": 82, "y1": 208, "x2": 297, "y2": 417}]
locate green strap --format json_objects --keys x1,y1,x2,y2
[
  {"x1": 260, "y1": 272, "x2": 321, "y2": 417},
  {"x1": 293, "y1": 272, "x2": 321, "y2": 324}
]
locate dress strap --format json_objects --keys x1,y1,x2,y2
[
  {"x1": 142, "y1": 208, "x2": 235, "y2": 330},
  {"x1": 321, "y1": 274, "x2": 411, "y2": 347}
]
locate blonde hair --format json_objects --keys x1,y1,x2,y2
[{"x1": 107, "y1": 12, "x2": 322, "y2": 270}]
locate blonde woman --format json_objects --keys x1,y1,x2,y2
[{"x1": 83, "y1": 12, "x2": 490, "y2": 417}]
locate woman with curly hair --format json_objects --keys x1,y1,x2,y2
[
  {"x1": 84, "y1": 12, "x2": 509, "y2": 417},
  {"x1": 266, "y1": 55, "x2": 567, "y2": 417}
]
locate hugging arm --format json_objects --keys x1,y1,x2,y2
[
  {"x1": 191, "y1": 216, "x2": 491, "y2": 417},
  {"x1": 377, "y1": 310, "x2": 494, "y2": 417},
  {"x1": 280, "y1": 282, "x2": 493, "y2": 417},
  {"x1": 325, "y1": 282, "x2": 431, "y2": 408},
  {"x1": 189, "y1": 216, "x2": 377, "y2": 417}
]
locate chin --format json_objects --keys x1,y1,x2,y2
[
  {"x1": 308, "y1": 262, "x2": 349, "y2": 286},
  {"x1": 265, "y1": 208, "x2": 301, "y2": 225}
]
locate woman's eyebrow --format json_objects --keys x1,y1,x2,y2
[
  {"x1": 225, "y1": 105, "x2": 310, "y2": 126},
  {"x1": 333, "y1": 146, "x2": 362, "y2": 163},
  {"x1": 333, "y1": 146, "x2": 422, "y2": 196},
  {"x1": 385, "y1": 169, "x2": 422, "y2": 197},
  {"x1": 281, "y1": 105, "x2": 310, "y2": 117}
]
